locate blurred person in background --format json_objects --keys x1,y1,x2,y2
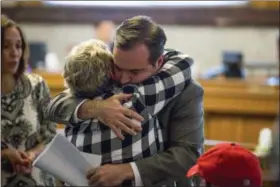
[
  {"x1": 94, "y1": 20, "x2": 115, "y2": 52},
  {"x1": 47, "y1": 15, "x2": 204, "y2": 187},
  {"x1": 1, "y1": 14, "x2": 57, "y2": 186},
  {"x1": 267, "y1": 36, "x2": 280, "y2": 85}
]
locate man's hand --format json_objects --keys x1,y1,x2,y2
[
  {"x1": 2, "y1": 148, "x2": 31, "y2": 173},
  {"x1": 87, "y1": 164, "x2": 134, "y2": 186},
  {"x1": 94, "y1": 93, "x2": 144, "y2": 140}
]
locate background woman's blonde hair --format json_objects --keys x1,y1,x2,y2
[{"x1": 63, "y1": 39, "x2": 113, "y2": 94}]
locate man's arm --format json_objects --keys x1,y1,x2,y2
[{"x1": 134, "y1": 80, "x2": 204, "y2": 186}]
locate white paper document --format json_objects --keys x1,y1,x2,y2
[{"x1": 33, "y1": 134, "x2": 102, "y2": 186}]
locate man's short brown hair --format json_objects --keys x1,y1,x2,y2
[{"x1": 115, "y1": 15, "x2": 166, "y2": 65}]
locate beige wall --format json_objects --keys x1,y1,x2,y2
[{"x1": 20, "y1": 23, "x2": 279, "y2": 74}]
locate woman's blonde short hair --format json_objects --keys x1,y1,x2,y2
[{"x1": 63, "y1": 39, "x2": 113, "y2": 94}]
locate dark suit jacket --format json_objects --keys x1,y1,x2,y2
[{"x1": 135, "y1": 79, "x2": 204, "y2": 186}]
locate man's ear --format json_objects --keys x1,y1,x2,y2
[{"x1": 156, "y1": 55, "x2": 164, "y2": 68}]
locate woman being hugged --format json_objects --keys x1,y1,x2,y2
[{"x1": 1, "y1": 15, "x2": 56, "y2": 186}]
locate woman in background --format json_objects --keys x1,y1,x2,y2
[{"x1": 1, "y1": 15, "x2": 56, "y2": 186}]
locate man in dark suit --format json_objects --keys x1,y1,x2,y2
[{"x1": 47, "y1": 16, "x2": 204, "y2": 187}]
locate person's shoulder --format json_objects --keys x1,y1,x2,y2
[
  {"x1": 171, "y1": 80, "x2": 204, "y2": 114},
  {"x1": 23, "y1": 73, "x2": 45, "y2": 88},
  {"x1": 184, "y1": 79, "x2": 203, "y2": 94},
  {"x1": 165, "y1": 79, "x2": 203, "y2": 107},
  {"x1": 177, "y1": 79, "x2": 203, "y2": 100},
  {"x1": 163, "y1": 80, "x2": 202, "y2": 109},
  {"x1": 159, "y1": 79, "x2": 204, "y2": 119},
  {"x1": 24, "y1": 73, "x2": 46, "y2": 86}
]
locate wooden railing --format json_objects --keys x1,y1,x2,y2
[
  {"x1": 33, "y1": 71, "x2": 65, "y2": 97},
  {"x1": 199, "y1": 78, "x2": 279, "y2": 147}
]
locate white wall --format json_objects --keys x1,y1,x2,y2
[{"x1": 20, "y1": 23, "x2": 279, "y2": 74}]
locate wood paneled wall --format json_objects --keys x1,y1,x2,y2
[
  {"x1": 34, "y1": 71, "x2": 65, "y2": 97},
  {"x1": 200, "y1": 78, "x2": 279, "y2": 149}
]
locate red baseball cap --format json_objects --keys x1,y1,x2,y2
[{"x1": 186, "y1": 143, "x2": 262, "y2": 187}]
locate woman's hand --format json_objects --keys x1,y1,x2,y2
[
  {"x1": 26, "y1": 143, "x2": 45, "y2": 162},
  {"x1": 26, "y1": 151, "x2": 37, "y2": 162},
  {"x1": 2, "y1": 148, "x2": 31, "y2": 173}
]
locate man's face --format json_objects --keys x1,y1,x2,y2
[{"x1": 112, "y1": 44, "x2": 163, "y2": 85}]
